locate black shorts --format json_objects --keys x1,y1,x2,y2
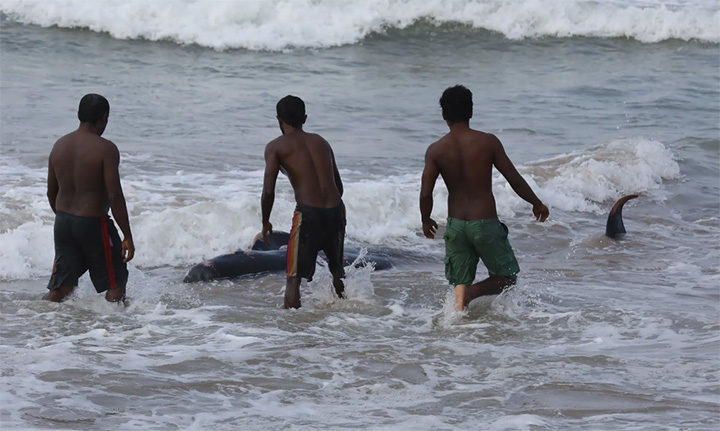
[
  {"x1": 47, "y1": 211, "x2": 128, "y2": 293},
  {"x1": 287, "y1": 202, "x2": 346, "y2": 281}
]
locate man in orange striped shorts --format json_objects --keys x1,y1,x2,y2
[{"x1": 261, "y1": 95, "x2": 346, "y2": 309}]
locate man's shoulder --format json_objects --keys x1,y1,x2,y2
[
  {"x1": 265, "y1": 135, "x2": 288, "y2": 151},
  {"x1": 427, "y1": 130, "x2": 501, "y2": 157},
  {"x1": 51, "y1": 131, "x2": 82, "y2": 154},
  {"x1": 427, "y1": 132, "x2": 455, "y2": 152},
  {"x1": 51, "y1": 133, "x2": 118, "y2": 163},
  {"x1": 297, "y1": 131, "x2": 329, "y2": 147},
  {"x1": 66, "y1": 130, "x2": 116, "y2": 148},
  {"x1": 423, "y1": 141, "x2": 441, "y2": 163},
  {"x1": 82, "y1": 135, "x2": 119, "y2": 162},
  {"x1": 53, "y1": 130, "x2": 78, "y2": 146},
  {"x1": 268, "y1": 131, "x2": 328, "y2": 148},
  {"x1": 98, "y1": 135, "x2": 116, "y2": 147},
  {"x1": 453, "y1": 129, "x2": 501, "y2": 151},
  {"x1": 429, "y1": 132, "x2": 448, "y2": 146},
  {"x1": 306, "y1": 131, "x2": 326, "y2": 141},
  {"x1": 92, "y1": 135, "x2": 118, "y2": 153},
  {"x1": 471, "y1": 129, "x2": 500, "y2": 143}
]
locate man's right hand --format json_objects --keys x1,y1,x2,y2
[
  {"x1": 533, "y1": 203, "x2": 550, "y2": 222},
  {"x1": 122, "y1": 238, "x2": 135, "y2": 262},
  {"x1": 105, "y1": 287, "x2": 126, "y2": 303},
  {"x1": 422, "y1": 218, "x2": 438, "y2": 239},
  {"x1": 262, "y1": 221, "x2": 273, "y2": 245}
]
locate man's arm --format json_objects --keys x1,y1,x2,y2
[
  {"x1": 331, "y1": 148, "x2": 343, "y2": 197},
  {"x1": 420, "y1": 147, "x2": 440, "y2": 238},
  {"x1": 103, "y1": 142, "x2": 135, "y2": 262},
  {"x1": 47, "y1": 156, "x2": 58, "y2": 213},
  {"x1": 491, "y1": 135, "x2": 549, "y2": 222},
  {"x1": 261, "y1": 143, "x2": 280, "y2": 243}
]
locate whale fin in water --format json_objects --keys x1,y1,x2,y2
[
  {"x1": 251, "y1": 231, "x2": 291, "y2": 251},
  {"x1": 605, "y1": 194, "x2": 638, "y2": 238}
]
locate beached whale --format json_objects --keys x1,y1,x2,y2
[
  {"x1": 183, "y1": 231, "x2": 392, "y2": 282},
  {"x1": 605, "y1": 194, "x2": 638, "y2": 238}
]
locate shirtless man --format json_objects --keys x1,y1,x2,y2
[
  {"x1": 420, "y1": 85, "x2": 549, "y2": 310},
  {"x1": 261, "y1": 95, "x2": 345, "y2": 309},
  {"x1": 44, "y1": 94, "x2": 134, "y2": 303}
]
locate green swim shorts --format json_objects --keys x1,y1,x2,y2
[{"x1": 443, "y1": 217, "x2": 520, "y2": 286}]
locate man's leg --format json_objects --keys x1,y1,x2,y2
[
  {"x1": 84, "y1": 216, "x2": 129, "y2": 303},
  {"x1": 45, "y1": 213, "x2": 81, "y2": 303},
  {"x1": 458, "y1": 220, "x2": 520, "y2": 310},
  {"x1": 324, "y1": 204, "x2": 346, "y2": 300},
  {"x1": 455, "y1": 275, "x2": 515, "y2": 311},
  {"x1": 284, "y1": 276, "x2": 302, "y2": 309},
  {"x1": 43, "y1": 286, "x2": 75, "y2": 302}
]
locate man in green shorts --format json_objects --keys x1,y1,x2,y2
[{"x1": 420, "y1": 85, "x2": 549, "y2": 310}]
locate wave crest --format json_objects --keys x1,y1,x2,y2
[{"x1": 1, "y1": 0, "x2": 718, "y2": 51}]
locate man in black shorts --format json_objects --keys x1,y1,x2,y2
[
  {"x1": 261, "y1": 95, "x2": 345, "y2": 309},
  {"x1": 45, "y1": 94, "x2": 135, "y2": 303}
]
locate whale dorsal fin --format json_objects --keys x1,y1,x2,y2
[
  {"x1": 251, "y1": 231, "x2": 291, "y2": 250},
  {"x1": 605, "y1": 194, "x2": 638, "y2": 238}
]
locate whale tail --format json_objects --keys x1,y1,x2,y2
[{"x1": 605, "y1": 194, "x2": 639, "y2": 238}]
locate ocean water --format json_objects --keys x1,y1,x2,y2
[{"x1": 1, "y1": 1, "x2": 719, "y2": 430}]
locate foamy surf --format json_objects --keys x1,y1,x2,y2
[
  {"x1": 0, "y1": 137, "x2": 681, "y2": 280},
  {"x1": 1, "y1": 0, "x2": 717, "y2": 51}
]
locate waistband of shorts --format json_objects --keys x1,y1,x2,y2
[
  {"x1": 446, "y1": 217, "x2": 500, "y2": 226},
  {"x1": 295, "y1": 201, "x2": 345, "y2": 214},
  {"x1": 56, "y1": 211, "x2": 109, "y2": 221}
]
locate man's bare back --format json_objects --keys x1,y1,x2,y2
[
  {"x1": 420, "y1": 123, "x2": 548, "y2": 237},
  {"x1": 424, "y1": 128, "x2": 501, "y2": 221},
  {"x1": 264, "y1": 130, "x2": 342, "y2": 209},
  {"x1": 49, "y1": 130, "x2": 119, "y2": 217},
  {"x1": 48, "y1": 126, "x2": 133, "y2": 254},
  {"x1": 422, "y1": 126, "x2": 548, "y2": 225}
]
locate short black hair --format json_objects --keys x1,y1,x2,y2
[
  {"x1": 78, "y1": 93, "x2": 110, "y2": 124},
  {"x1": 439, "y1": 85, "x2": 473, "y2": 124},
  {"x1": 276, "y1": 95, "x2": 306, "y2": 128}
]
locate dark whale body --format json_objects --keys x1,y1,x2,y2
[
  {"x1": 183, "y1": 231, "x2": 392, "y2": 283},
  {"x1": 605, "y1": 194, "x2": 638, "y2": 238}
]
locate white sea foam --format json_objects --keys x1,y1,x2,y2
[
  {"x1": 536, "y1": 137, "x2": 681, "y2": 213},
  {"x1": 1, "y1": 0, "x2": 717, "y2": 51},
  {"x1": 0, "y1": 137, "x2": 681, "y2": 280}
]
